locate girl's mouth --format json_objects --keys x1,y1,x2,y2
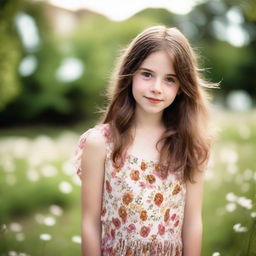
[{"x1": 145, "y1": 97, "x2": 163, "y2": 104}]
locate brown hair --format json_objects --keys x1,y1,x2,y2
[{"x1": 98, "y1": 25, "x2": 219, "y2": 182}]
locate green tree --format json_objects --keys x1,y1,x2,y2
[{"x1": 0, "y1": 0, "x2": 23, "y2": 111}]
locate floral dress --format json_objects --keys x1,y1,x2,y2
[{"x1": 75, "y1": 123, "x2": 186, "y2": 256}]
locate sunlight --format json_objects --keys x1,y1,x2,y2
[
  {"x1": 56, "y1": 57, "x2": 84, "y2": 82},
  {"x1": 19, "y1": 55, "x2": 38, "y2": 77},
  {"x1": 47, "y1": 0, "x2": 206, "y2": 21},
  {"x1": 15, "y1": 13, "x2": 40, "y2": 51}
]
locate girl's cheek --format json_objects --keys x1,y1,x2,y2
[
  {"x1": 132, "y1": 76, "x2": 146, "y2": 92},
  {"x1": 132, "y1": 75, "x2": 141, "y2": 85}
]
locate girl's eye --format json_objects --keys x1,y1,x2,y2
[
  {"x1": 141, "y1": 72, "x2": 152, "y2": 78},
  {"x1": 166, "y1": 77, "x2": 175, "y2": 83}
]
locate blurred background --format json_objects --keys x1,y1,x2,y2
[{"x1": 0, "y1": 0, "x2": 255, "y2": 255}]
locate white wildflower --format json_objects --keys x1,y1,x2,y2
[
  {"x1": 41, "y1": 165, "x2": 57, "y2": 177},
  {"x1": 27, "y1": 154, "x2": 42, "y2": 167},
  {"x1": 39, "y1": 233, "x2": 52, "y2": 241},
  {"x1": 3, "y1": 158, "x2": 15, "y2": 172},
  {"x1": 226, "y1": 192, "x2": 237, "y2": 202},
  {"x1": 59, "y1": 181, "x2": 73, "y2": 194},
  {"x1": 72, "y1": 235, "x2": 81, "y2": 244},
  {"x1": 237, "y1": 197, "x2": 253, "y2": 209},
  {"x1": 8, "y1": 251, "x2": 18, "y2": 256},
  {"x1": 233, "y1": 223, "x2": 248, "y2": 232},
  {"x1": 204, "y1": 170, "x2": 214, "y2": 180},
  {"x1": 26, "y1": 168, "x2": 40, "y2": 182},
  {"x1": 62, "y1": 160, "x2": 74, "y2": 176},
  {"x1": 10, "y1": 223, "x2": 22, "y2": 232},
  {"x1": 225, "y1": 203, "x2": 236, "y2": 212},
  {"x1": 227, "y1": 163, "x2": 238, "y2": 174},
  {"x1": 251, "y1": 212, "x2": 256, "y2": 218},
  {"x1": 220, "y1": 148, "x2": 238, "y2": 164},
  {"x1": 43, "y1": 216, "x2": 56, "y2": 226},
  {"x1": 49, "y1": 204, "x2": 63, "y2": 216},
  {"x1": 13, "y1": 138, "x2": 30, "y2": 158}
]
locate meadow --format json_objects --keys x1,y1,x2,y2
[{"x1": 0, "y1": 108, "x2": 255, "y2": 256}]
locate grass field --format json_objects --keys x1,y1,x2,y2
[{"x1": 0, "y1": 108, "x2": 255, "y2": 256}]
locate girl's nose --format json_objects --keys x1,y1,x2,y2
[{"x1": 151, "y1": 78, "x2": 162, "y2": 93}]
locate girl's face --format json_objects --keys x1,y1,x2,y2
[{"x1": 132, "y1": 50, "x2": 180, "y2": 116}]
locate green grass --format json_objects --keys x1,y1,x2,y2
[{"x1": 0, "y1": 109, "x2": 256, "y2": 256}]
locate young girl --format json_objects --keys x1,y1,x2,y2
[{"x1": 74, "y1": 25, "x2": 218, "y2": 256}]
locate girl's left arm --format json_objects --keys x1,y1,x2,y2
[{"x1": 182, "y1": 169, "x2": 205, "y2": 256}]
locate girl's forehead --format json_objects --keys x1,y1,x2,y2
[{"x1": 138, "y1": 50, "x2": 175, "y2": 73}]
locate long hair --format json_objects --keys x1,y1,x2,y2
[{"x1": 98, "y1": 25, "x2": 219, "y2": 182}]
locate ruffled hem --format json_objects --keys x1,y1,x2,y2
[{"x1": 102, "y1": 238, "x2": 182, "y2": 256}]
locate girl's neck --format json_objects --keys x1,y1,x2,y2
[{"x1": 133, "y1": 109, "x2": 164, "y2": 132}]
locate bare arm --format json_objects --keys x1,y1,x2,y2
[
  {"x1": 182, "y1": 169, "x2": 205, "y2": 256},
  {"x1": 79, "y1": 130, "x2": 106, "y2": 256}
]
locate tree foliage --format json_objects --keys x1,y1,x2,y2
[
  {"x1": 0, "y1": 0, "x2": 23, "y2": 111},
  {"x1": 0, "y1": 0, "x2": 255, "y2": 124}
]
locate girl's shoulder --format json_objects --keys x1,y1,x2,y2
[
  {"x1": 80, "y1": 123, "x2": 112, "y2": 144},
  {"x1": 74, "y1": 123, "x2": 111, "y2": 174}
]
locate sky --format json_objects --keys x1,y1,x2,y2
[{"x1": 46, "y1": 0, "x2": 206, "y2": 21}]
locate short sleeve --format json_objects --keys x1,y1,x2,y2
[
  {"x1": 74, "y1": 128, "x2": 94, "y2": 178},
  {"x1": 73, "y1": 123, "x2": 111, "y2": 179}
]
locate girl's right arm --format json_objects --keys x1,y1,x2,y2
[{"x1": 79, "y1": 129, "x2": 106, "y2": 256}]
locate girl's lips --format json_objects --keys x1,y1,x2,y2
[{"x1": 145, "y1": 97, "x2": 163, "y2": 103}]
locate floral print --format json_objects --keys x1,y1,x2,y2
[
  {"x1": 140, "y1": 210, "x2": 148, "y2": 221},
  {"x1": 172, "y1": 184, "x2": 181, "y2": 195},
  {"x1": 75, "y1": 123, "x2": 186, "y2": 256},
  {"x1": 123, "y1": 192, "x2": 134, "y2": 205},
  {"x1": 154, "y1": 193, "x2": 164, "y2": 207},
  {"x1": 130, "y1": 170, "x2": 140, "y2": 181}
]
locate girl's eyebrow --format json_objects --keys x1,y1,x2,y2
[{"x1": 138, "y1": 67, "x2": 177, "y2": 77}]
